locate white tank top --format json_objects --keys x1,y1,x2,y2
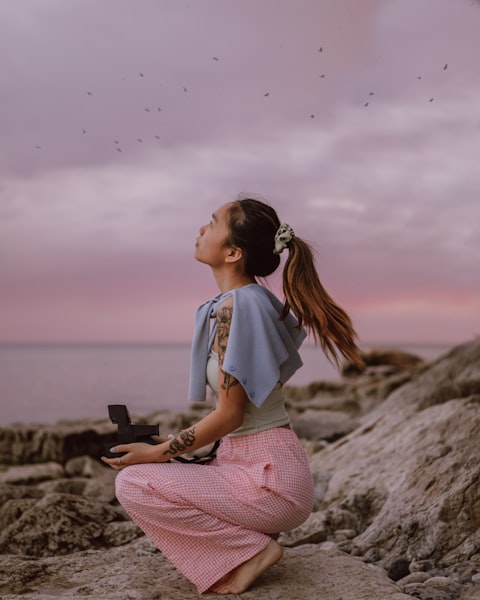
[{"x1": 206, "y1": 350, "x2": 290, "y2": 436}]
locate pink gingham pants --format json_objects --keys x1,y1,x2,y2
[{"x1": 115, "y1": 427, "x2": 314, "y2": 593}]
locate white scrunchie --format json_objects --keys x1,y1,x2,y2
[{"x1": 273, "y1": 223, "x2": 295, "y2": 254}]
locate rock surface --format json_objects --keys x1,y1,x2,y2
[
  {"x1": 0, "y1": 539, "x2": 415, "y2": 600},
  {"x1": 0, "y1": 339, "x2": 479, "y2": 599}
]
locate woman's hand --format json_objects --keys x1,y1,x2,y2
[{"x1": 101, "y1": 442, "x2": 165, "y2": 471}]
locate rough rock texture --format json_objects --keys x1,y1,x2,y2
[
  {"x1": 1, "y1": 340, "x2": 480, "y2": 599},
  {"x1": 0, "y1": 539, "x2": 415, "y2": 600},
  {"x1": 0, "y1": 410, "x2": 203, "y2": 467},
  {"x1": 308, "y1": 340, "x2": 480, "y2": 572}
]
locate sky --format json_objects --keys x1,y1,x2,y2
[{"x1": 1, "y1": 0, "x2": 479, "y2": 347}]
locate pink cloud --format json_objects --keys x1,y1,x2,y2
[{"x1": 1, "y1": 0, "x2": 479, "y2": 345}]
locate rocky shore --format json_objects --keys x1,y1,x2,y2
[{"x1": 1, "y1": 339, "x2": 479, "y2": 599}]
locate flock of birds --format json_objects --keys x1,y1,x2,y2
[{"x1": 32, "y1": 51, "x2": 450, "y2": 154}]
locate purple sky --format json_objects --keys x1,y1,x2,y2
[{"x1": 1, "y1": 0, "x2": 479, "y2": 346}]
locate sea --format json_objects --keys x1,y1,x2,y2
[{"x1": 0, "y1": 342, "x2": 451, "y2": 426}]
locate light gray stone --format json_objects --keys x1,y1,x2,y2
[
  {"x1": 425, "y1": 576, "x2": 459, "y2": 587},
  {"x1": 0, "y1": 462, "x2": 64, "y2": 484},
  {"x1": 398, "y1": 571, "x2": 432, "y2": 585},
  {"x1": 291, "y1": 408, "x2": 358, "y2": 441},
  {"x1": 309, "y1": 339, "x2": 480, "y2": 570},
  {"x1": 0, "y1": 541, "x2": 416, "y2": 600},
  {"x1": 277, "y1": 510, "x2": 327, "y2": 547}
]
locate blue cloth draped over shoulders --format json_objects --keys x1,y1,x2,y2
[{"x1": 188, "y1": 283, "x2": 307, "y2": 408}]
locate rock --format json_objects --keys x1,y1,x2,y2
[
  {"x1": 460, "y1": 582, "x2": 480, "y2": 600},
  {"x1": 286, "y1": 367, "x2": 417, "y2": 417},
  {"x1": 301, "y1": 439, "x2": 329, "y2": 457},
  {"x1": 0, "y1": 492, "x2": 128, "y2": 556},
  {"x1": 0, "y1": 483, "x2": 44, "y2": 502},
  {"x1": 103, "y1": 521, "x2": 144, "y2": 547},
  {"x1": 0, "y1": 421, "x2": 115, "y2": 465},
  {"x1": 387, "y1": 557, "x2": 410, "y2": 581},
  {"x1": 309, "y1": 339, "x2": 480, "y2": 572},
  {"x1": 398, "y1": 571, "x2": 433, "y2": 585},
  {"x1": 64, "y1": 455, "x2": 107, "y2": 478},
  {"x1": 425, "y1": 575, "x2": 460, "y2": 587},
  {"x1": 0, "y1": 462, "x2": 64, "y2": 484},
  {"x1": 342, "y1": 347, "x2": 425, "y2": 376},
  {"x1": 288, "y1": 393, "x2": 361, "y2": 415},
  {"x1": 277, "y1": 511, "x2": 327, "y2": 547},
  {"x1": 0, "y1": 540, "x2": 416, "y2": 599},
  {"x1": 37, "y1": 475, "x2": 116, "y2": 503},
  {"x1": 284, "y1": 379, "x2": 347, "y2": 401},
  {"x1": 291, "y1": 409, "x2": 358, "y2": 441},
  {"x1": 65, "y1": 455, "x2": 117, "y2": 502},
  {"x1": 409, "y1": 559, "x2": 437, "y2": 572},
  {"x1": 311, "y1": 469, "x2": 332, "y2": 508},
  {"x1": 403, "y1": 579, "x2": 463, "y2": 600}
]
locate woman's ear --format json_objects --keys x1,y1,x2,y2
[{"x1": 225, "y1": 246, "x2": 243, "y2": 264}]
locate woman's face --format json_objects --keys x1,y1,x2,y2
[{"x1": 194, "y1": 202, "x2": 233, "y2": 267}]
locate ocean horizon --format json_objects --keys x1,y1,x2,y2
[{"x1": 0, "y1": 341, "x2": 453, "y2": 427}]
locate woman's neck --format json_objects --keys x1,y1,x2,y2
[{"x1": 212, "y1": 270, "x2": 256, "y2": 294}]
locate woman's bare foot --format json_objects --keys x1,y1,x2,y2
[{"x1": 210, "y1": 539, "x2": 283, "y2": 594}]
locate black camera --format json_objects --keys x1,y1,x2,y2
[{"x1": 104, "y1": 404, "x2": 159, "y2": 458}]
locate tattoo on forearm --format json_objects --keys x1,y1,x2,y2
[
  {"x1": 163, "y1": 427, "x2": 196, "y2": 456},
  {"x1": 216, "y1": 306, "x2": 240, "y2": 395}
]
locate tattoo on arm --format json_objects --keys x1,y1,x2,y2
[
  {"x1": 216, "y1": 305, "x2": 240, "y2": 395},
  {"x1": 163, "y1": 427, "x2": 196, "y2": 456}
]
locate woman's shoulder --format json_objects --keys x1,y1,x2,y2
[{"x1": 226, "y1": 284, "x2": 283, "y2": 320}]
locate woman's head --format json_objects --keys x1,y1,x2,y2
[
  {"x1": 225, "y1": 197, "x2": 363, "y2": 370},
  {"x1": 225, "y1": 198, "x2": 283, "y2": 277},
  {"x1": 196, "y1": 195, "x2": 363, "y2": 369}
]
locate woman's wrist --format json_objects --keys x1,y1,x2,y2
[
  {"x1": 166, "y1": 427, "x2": 197, "y2": 456},
  {"x1": 155, "y1": 427, "x2": 198, "y2": 461}
]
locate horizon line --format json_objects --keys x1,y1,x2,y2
[{"x1": 0, "y1": 339, "x2": 459, "y2": 349}]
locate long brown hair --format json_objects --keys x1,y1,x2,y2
[{"x1": 226, "y1": 197, "x2": 364, "y2": 369}]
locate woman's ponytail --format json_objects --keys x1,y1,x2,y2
[
  {"x1": 282, "y1": 236, "x2": 364, "y2": 370},
  {"x1": 226, "y1": 197, "x2": 364, "y2": 370}
]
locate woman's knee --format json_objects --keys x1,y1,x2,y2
[{"x1": 114, "y1": 466, "x2": 142, "y2": 504}]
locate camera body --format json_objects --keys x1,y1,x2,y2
[{"x1": 104, "y1": 404, "x2": 159, "y2": 458}]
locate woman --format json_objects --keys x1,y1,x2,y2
[{"x1": 102, "y1": 197, "x2": 363, "y2": 594}]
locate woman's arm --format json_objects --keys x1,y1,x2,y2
[{"x1": 102, "y1": 297, "x2": 248, "y2": 470}]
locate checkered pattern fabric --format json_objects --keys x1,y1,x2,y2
[{"x1": 115, "y1": 427, "x2": 314, "y2": 593}]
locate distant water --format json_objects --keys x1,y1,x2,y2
[{"x1": 0, "y1": 343, "x2": 451, "y2": 426}]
